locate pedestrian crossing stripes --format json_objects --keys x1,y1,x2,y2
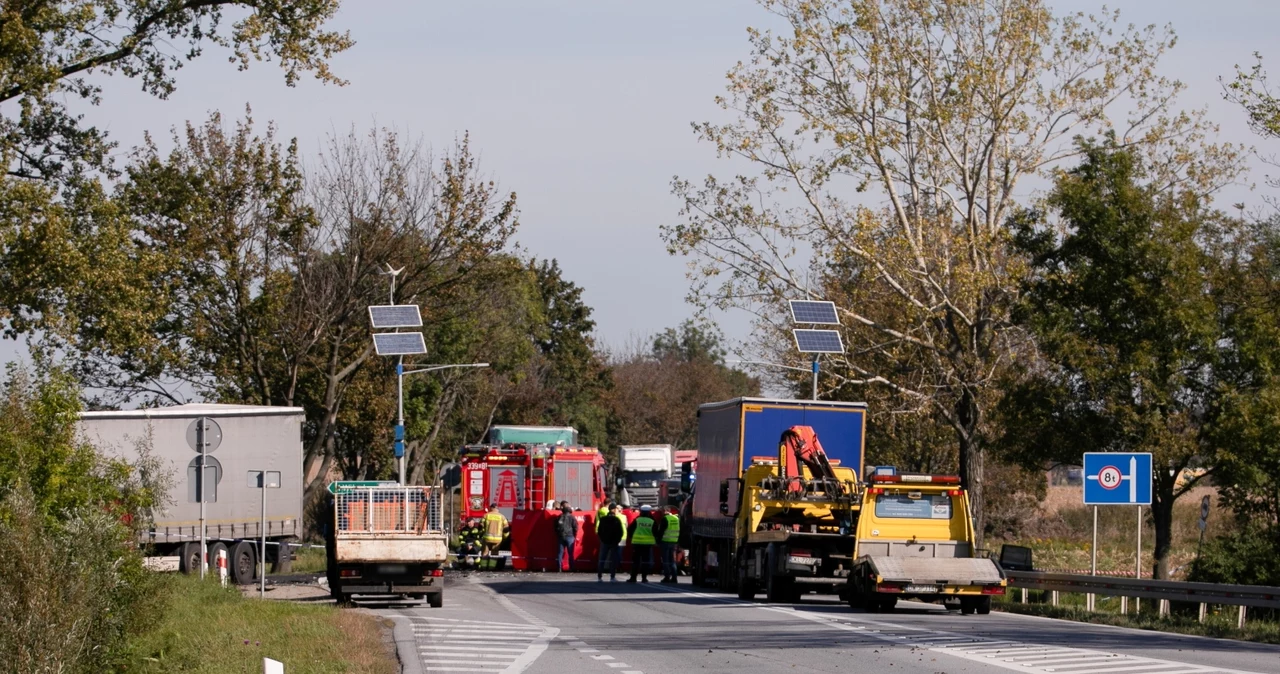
[
  {"x1": 408, "y1": 617, "x2": 557, "y2": 674},
  {"x1": 766, "y1": 607, "x2": 1265, "y2": 674}
]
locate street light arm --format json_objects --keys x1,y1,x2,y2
[
  {"x1": 728, "y1": 359, "x2": 812, "y2": 374},
  {"x1": 401, "y1": 363, "x2": 490, "y2": 377}
]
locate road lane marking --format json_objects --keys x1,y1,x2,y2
[{"x1": 629, "y1": 585, "x2": 1259, "y2": 674}]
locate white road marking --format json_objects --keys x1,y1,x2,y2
[{"x1": 408, "y1": 615, "x2": 557, "y2": 674}]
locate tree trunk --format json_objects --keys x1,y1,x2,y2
[
  {"x1": 1151, "y1": 471, "x2": 1177, "y2": 580},
  {"x1": 955, "y1": 389, "x2": 985, "y2": 551}
]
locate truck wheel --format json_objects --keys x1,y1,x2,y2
[
  {"x1": 960, "y1": 598, "x2": 976, "y2": 615},
  {"x1": 206, "y1": 542, "x2": 229, "y2": 575},
  {"x1": 331, "y1": 591, "x2": 348, "y2": 605},
  {"x1": 736, "y1": 561, "x2": 756, "y2": 600},
  {"x1": 875, "y1": 597, "x2": 897, "y2": 612},
  {"x1": 766, "y1": 574, "x2": 795, "y2": 603},
  {"x1": 179, "y1": 542, "x2": 203, "y2": 574},
  {"x1": 976, "y1": 596, "x2": 991, "y2": 615},
  {"x1": 428, "y1": 592, "x2": 444, "y2": 609},
  {"x1": 230, "y1": 541, "x2": 256, "y2": 585}
]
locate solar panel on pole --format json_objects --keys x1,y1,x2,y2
[
  {"x1": 793, "y1": 329, "x2": 844, "y2": 353},
  {"x1": 789, "y1": 300, "x2": 840, "y2": 325},
  {"x1": 369, "y1": 305, "x2": 423, "y2": 329},
  {"x1": 373, "y1": 332, "x2": 427, "y2": 356}
]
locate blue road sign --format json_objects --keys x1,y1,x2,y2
[{"x1": 1083, "y1": 452, "x2": 1152, "y2": 505}]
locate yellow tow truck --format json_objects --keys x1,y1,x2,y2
[{"x1": 847, "y1": 471, "x2": 1006, "y2": 614}]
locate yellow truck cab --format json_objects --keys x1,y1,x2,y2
[{"x1": 849, "y1": 471, "x2": 1005, "y2": 614}]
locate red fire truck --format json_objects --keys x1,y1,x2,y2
[{"x1": 458, "y1": 426, "x2": 608, "y2": 522}]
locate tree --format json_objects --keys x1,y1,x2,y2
[
  {"x1": 64, "y1": 117, "x2": 520, "y2": 499},
  {"x1": 0, "y1": 1, "x2": 351, "y2": 344},
  {"x1": 1208, "y1": 218, "x2": 1280, "y2": 541},
  {"x1": 609, "y1": 321, "x2": 759, "y2": 451},
  {"x1": 1000, "y1": 139, "x2": 1224, "y2": 579},
  {"x1": 662, "y1": 0, "x2": 1238, "y2": 544}
]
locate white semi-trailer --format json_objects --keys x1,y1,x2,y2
[{"x1": 78, "y1": 403, "x2": 305, "y2": 585}]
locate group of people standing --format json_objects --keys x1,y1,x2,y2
[
  {"x1": 459, "y1": 500, "x2": 683, "y2": 582},
  {"x1": 590, "y1": 502, "x2": 681, "y2": 584}
]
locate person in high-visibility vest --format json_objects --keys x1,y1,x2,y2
[
  {"x1": 626, "y1": 504, "x2": 657, "y2": 583},
  {"x1": 481, "y1": 504, "x2": 508, "y2": 569},
  {"x1": 657, "y1": 505, "x2": 681, "y2": 584},
  {"x1": 594, "y1": 501, "x2": 612, "y2": 532}
]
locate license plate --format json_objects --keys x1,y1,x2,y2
[
  {"x1": 905, "y1": 585, "x2": 940, "y2": 594},
  {"x1": 378, "y1": 564, "x2": 407, "y2": 575},
  {"x1": 787, "y1": 556, "x2": 819, "y2": 565}
]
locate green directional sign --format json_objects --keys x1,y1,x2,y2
[{"x1": 327, "y1": 480, "x2": 399, "y2": 494}]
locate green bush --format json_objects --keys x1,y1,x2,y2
[
  {"x1": 1187, "y1": 523, "x2": 1280, "y2": 587},
  {"x1": 0, "y1": 368, "x2": 166, "y2": 672}
]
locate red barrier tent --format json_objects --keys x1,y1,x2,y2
[{"x1": 511, "y1": 508, "x2": 651, "y2": 572}]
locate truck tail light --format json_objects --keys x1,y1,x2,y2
[
  {"x1": 876, "y1": 582, "x2": 904, "y2": 593},
  {"x1": 867, "y1": 487, "x2": 884, "y2": 495},
  {"x1": 340, "y1": 569, "x2": 361, "y2": 578},
  {"x1": 424, "y1": 569, "x2": 444, "y2": 577},
  {"x1": 947, "y1": 489, "x2": 963, "y2": 496},
  {"x1": 982, "y1": 585, "x2": 1006, "y2": 595}
]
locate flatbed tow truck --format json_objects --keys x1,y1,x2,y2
[{"x1": 847, "y1": 471, "x2": 1006, "y2": 614}]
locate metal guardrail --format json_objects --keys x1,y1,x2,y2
[{"x1": 1005, "y1": 570, "x2": 1280, "y2": 628}]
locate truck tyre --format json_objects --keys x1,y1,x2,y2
[
  {"x1": 960, "y1": 597, "x2": 976, "y2": 615},
  {"x1": 976, "y1": 596, "x2": 991, "y2": 615},
  {"x1": 230, "y1": 541, "x2": 256, "y2": 585},
  {"x1": 179, "y1": 542, "x2": 203, "y2": 574},
  {"x1": 331, "y1": 590, "x2": 348, "y2": 605},
  {"x1": 428, "y1": 592, "x2": 444, "y2": 609},
  {"x1": 736, "y1": 559, "x2": 756, "y2": 601},
  {"x1": 691, "y1": 539, "x2": 706, "y2": 587},
  {"x1": 875, "y1": 597, "x2": 897, "y2": 612}
]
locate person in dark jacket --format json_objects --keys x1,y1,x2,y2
[
  {"x1": 596, "y1": 503, "x2": 625, "y2": 582},
  {"x1": 555, "y1": 504, "x2": 579, "y2": 572}
]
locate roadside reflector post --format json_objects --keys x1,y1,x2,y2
[
  {"x1": 264, "y1": 657, "x2": 284, "y2": 674},
  {"x1": 1238, "y1": 605, "x2": 1247, "y2": 629},
  {"x1": 1198, "y1": 603, "x2": 1207, "y2": 623},
  {"x1": 1020, "y1": 588, "x2": 1027, "y2": 604},
  {"x1": 218, "y1": 548, "x2": 228, "y2": 587},
  {"x1": 1051, "y1": 590, "x2": 1059, "y2": 607},
  {"x1": 1120, "y1": 596, "x2": 1128, "y2": 614},
  {"x1": 1159, "y1": 599, "x2": 1169, "y2": 617}
]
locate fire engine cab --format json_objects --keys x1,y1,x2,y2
[{"x1": 458, "y1": 425, "x2": 608, "y2": 522}]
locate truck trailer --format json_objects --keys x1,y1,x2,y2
[
  {"x1": 690, "y1": 398, "x2": 867, "y2": 598},
  {"x1": 77, "y1": 404, "x2": 305, "y2": 585}
]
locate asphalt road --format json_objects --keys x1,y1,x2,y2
[{"x1": 372, "y1": 574, "x2": 1280, "y2": 674}]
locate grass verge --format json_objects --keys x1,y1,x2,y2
[
  {"x1": 996, "y1": 601, "x2": 1280, "y2": 645},
  {"x1": 274, "y1": 545, "x2": 328, "y2": 575},
  {"x1": 122, "y1": 574, "x2": 397, "y2": 673}
]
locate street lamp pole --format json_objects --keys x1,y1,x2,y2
[{"x1": 395, "y1": 362, "x2": 490, "y2": 484}]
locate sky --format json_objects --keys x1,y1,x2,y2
[{"x1": 12, "y1": 0, "x2": 1280, "y2": 366}]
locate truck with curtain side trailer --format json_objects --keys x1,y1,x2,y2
[
  {"x1": 77, "y1": 404, "x2": 305, "y2": 585},
  {"x1": 690, "y1": 398, "x2": 867, "y2": 601}
]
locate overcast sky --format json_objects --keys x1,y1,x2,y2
[{"x1": 19, "y1": 1, "x2": 1280, "y2": 365}]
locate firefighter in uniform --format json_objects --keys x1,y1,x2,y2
[
  {"x1": 658, "y1": 505, "x2": 681, "y2": 583},
  {"x1": 626, "y1": 504, "x2": 657, "y2": 583},
  {"x1": 481, "y1": 504, "x2": 508, "y2": 569},
  {"x1": 457, "y1": 518, "x2": 483, "y2": 567}
]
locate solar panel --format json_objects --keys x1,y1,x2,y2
[
  {"x1": 789, "y1": 300, "x2": 839, "y2": 325},
  {"x1": 793, "y1": 329, "x2": 845, "y2": 354},
  {"x1": 369, "y1": 305, "x2": 423, "y2": 329},
  {"x1": 373, "y1": 332, "x2": 427, "y2": 356}
]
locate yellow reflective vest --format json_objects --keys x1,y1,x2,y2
[
  {"x1": 661, "y1": 513, "x2": 680, "y2": 543},
  {"x1": 631, "y1": 516, "x2": 656, "y2": 545}
]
